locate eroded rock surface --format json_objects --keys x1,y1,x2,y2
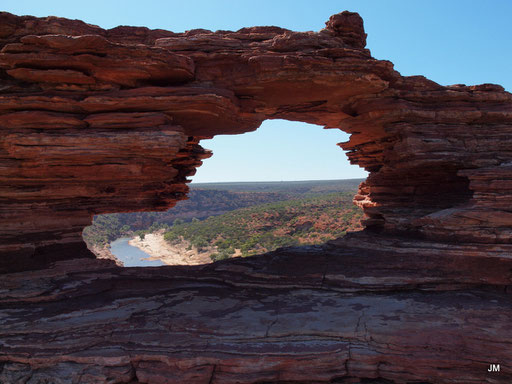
[
  {"x1": 1, "y1": 245, "x2": 511, "y2": 384},
  {"x1": 1, "y1": 10, "x2": 511, "y2": 270},
  {"x1": 1, "y1": 10, "x2": 511, "y2": 384}
]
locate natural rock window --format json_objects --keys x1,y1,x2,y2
[
  {"x1": 83, "y1": 119, "x2": 367, "y2": 267},
  {"x1": 1, "y1": 10, "x2": 512, "y2": 384},
  {"x1": 2, "y1": 11, "x2": 509, "y2": 272}
]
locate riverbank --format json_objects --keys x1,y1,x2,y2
[
  {"x1": 128, "y1": 231, "x2": 213, "y2": 265},
  {"x1": 109, "y1": 237, "x2": 164, "y2": 267},
  {"x1": 87, "y1": 243, "x2": 124, "y2": 266}
]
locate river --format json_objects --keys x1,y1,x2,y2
[{"x1": 110, "y1": 237, "x2": 165, "y2": 267}]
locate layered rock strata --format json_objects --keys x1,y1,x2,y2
[
  {"x1": 1, "y1": 12, "x2": 511, "y2": 270},
  {"x1": 1, "y1": 10, "x2": 512, "y2": 384},
  {"x1": 1, "y1": 247, "x2": 511, "y2": 383}
]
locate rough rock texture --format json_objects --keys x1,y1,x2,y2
[
  {"x1": 1, "y1": 11, "x2": 512, "y2": 271},
  {"x1": 1, "y1": 247, "x2": 511, "y2": 384},
  {"x1": 1, "y1": 10, "x2": 512, "y2": 383}
]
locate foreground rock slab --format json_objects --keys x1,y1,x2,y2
[{"x1": 1, "y1": 242, "x2": 511, "y2": 384}]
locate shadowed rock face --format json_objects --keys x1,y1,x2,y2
[
  {"x1": 1, "y1": 247, "x2": 511, "y2": 383},
  {"x1": 1, "y1": 11, "x2": 512, "y2": 384}
]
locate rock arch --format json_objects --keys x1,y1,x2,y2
[
  {"x1": 1, "y1": 11, "x2": 510, "y2": 271},
  {"x1": 1, "y1": 11, "x2": 512, "y2": 383}
]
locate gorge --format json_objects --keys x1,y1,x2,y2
[{"x1": 1, "y1": 10, "x2": 512, "y2": 383}]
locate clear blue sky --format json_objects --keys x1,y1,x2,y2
[{"x1": 3, "y1": 1, "x2": 511, "y2": 182}]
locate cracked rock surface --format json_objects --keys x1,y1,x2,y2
[{"x1": 1, "y1": 244, "x2": 511, "y2": 383}]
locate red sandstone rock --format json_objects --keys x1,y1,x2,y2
[
  {"x1": 322, "y1": 11, "x2": 367, "y2": 48},
  {"x1": 1, "y1": 10, "x2": 511, "y2": 267},
  {"x1": 0, "y1": 10, "x2": 511, "y2": 384}
]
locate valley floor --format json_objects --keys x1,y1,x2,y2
[{"x1": 128, "y1": 231, "x2": 213, "y2": 265}]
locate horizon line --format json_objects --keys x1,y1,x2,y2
[{"x1": 190, "y1": 177, "x2": 365, "y2": 185}]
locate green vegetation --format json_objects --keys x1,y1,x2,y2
[
  {"x1": 82, "y1": 216, "x2": 168, "y2": 248},
  {"x1": 83, "y1": 188, "x2": 295, "y2": 248},
  {"x1": 83, "y1": 179, "x2": 365, "y2": 259},
  {"x1": 163, "y1": 192, "x2": 363, "y2": 260},
  {"x1": 191, "y1": 178, "x2": 362, "y2": 194},
  {"x1": 82, "y1": 214, "x2": 129, "y2": 247}
]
